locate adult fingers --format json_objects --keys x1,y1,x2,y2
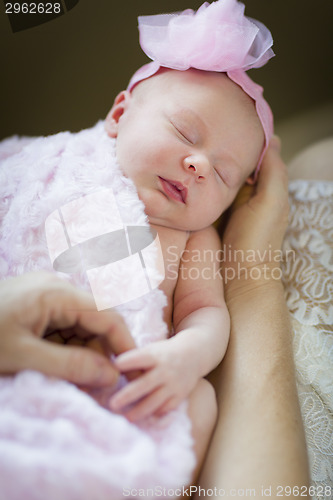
[
  {"x1": 32, "y1": 275, "x2": 137, "y2": 355},
  {"x1": 78, "y1": 310, "x2": 137, "y2": 357},
  {"x1": 229, "y1": 183, "x2": 254, "y2": 213},
  {"x1": 221, "y1": 137, "x2": 290, "y2": 258},
  {"x1": 0, "y1": 273, "x2": 136, "y2": 386},
  {"x1": 255, "y1": 137, "x2": 289, "y2": 205},
  {"x1": 224, "y1": 138, "x2": 285, "y2": 218},
  {"x1": 12, "y1": 334, "x2": 120, "y2": 387}
]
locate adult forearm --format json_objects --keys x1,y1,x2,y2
[{"x1": 197, "y1": 278, "x2": 310, "y2": 498}]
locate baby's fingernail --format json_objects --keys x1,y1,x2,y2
[
  {"x1": 95, "y1": 364, "x2": 118, "y2": 386},
  {"x1": 109, "y1": 397, "x2": 120, "y2": 411}
]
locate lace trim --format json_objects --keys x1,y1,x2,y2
[
  {"x1": 282, "y1": 180, "x2": 333, "y2": 497},
  {"x1": 282, "y1": 181, "x2": 333, "y2": 326}
]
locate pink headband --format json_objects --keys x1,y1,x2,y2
[{"x1": 127, "y1": 0, "x2": 275, "y2": 183}]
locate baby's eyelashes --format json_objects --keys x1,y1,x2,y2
[
  {"x1": 213, "y1": 167, "x2": 224, "y2": 183},
  {"x1": 214, "y1": 165, "x2": 242, "y2": 189},
  {"x1": 175, "y1": 126, "x2": 193, "y2": 144},
  {"x1": 170, "y1": 120, "x2": 197, "y2": 145}
]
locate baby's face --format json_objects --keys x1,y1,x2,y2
[{"x1": 105, "y1": 69, "x2": 264, "y2": 231}]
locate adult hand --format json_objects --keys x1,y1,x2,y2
[
  {"x1": 220, "y1": 137, "x2": 289, "y2": 290},
  {"x1": 197, "y1": 139, "x2": 310, "y2": 496},
  {"x1": 0, "y1": 272, "x2": 136, "y2": 387}
]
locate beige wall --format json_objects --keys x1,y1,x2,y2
[{"x1": 1, "y1": 0, "x2": 332, "y2": 161}]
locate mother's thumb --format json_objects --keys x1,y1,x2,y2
[{"x1": 256, "y1": 136, "x2": 288, "y2": 198}]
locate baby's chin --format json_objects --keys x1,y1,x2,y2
[
  {"x1": 147, "y1": 213, "x2": 217, "y2": 232},
  {"x1": 138, "y1": 187, "x2": 220, "y2": 231}
]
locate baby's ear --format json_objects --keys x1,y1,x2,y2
[{"x1": 105, "y1": 91, "x2": 131, "y2": 138}]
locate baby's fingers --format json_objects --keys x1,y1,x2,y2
[
  {"x1": 114, "y1": 348, "x2": 156, "y2": 372},
  {"x1": 109, "y1": 369, "x2": 159, "y2": 411},
  {"x1": 123, "y1": 388, "x2": 171, "y2": 422},
  {"x1": 154, "y1": 396, "x2": 180, "y2": 417}
]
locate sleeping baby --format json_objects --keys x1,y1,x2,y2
[
  {"x1": 0, "y1": 0, "x2": 275, "y2": 493},
  {"x1": 104, "y1": 0, "x2": 274, "y2": 470},
  {"x1": 105, "y1": 66, "x2": 268, "y2": 469}
]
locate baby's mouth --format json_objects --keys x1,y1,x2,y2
[{"x1": 158, "y1": 177, "x2": 187, "y2": 204}]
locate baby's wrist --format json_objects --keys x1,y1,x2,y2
[{"x1": 169, "y1": 331, "x2": 203, "y2": 378}]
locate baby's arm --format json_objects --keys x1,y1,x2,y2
[
  {"x1": 172, "y1": 225, "x2": 230, "y2": 378},
  {"x1": 110, "y1": 226, "x2": 229, "y2": 421}
]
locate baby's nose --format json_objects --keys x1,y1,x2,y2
[{"x1": 183, "y1": 154, "x2": 210, "y2": 181}]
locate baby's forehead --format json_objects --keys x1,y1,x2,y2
[
  {"x1": 135, "y1": 68, "x2": 228, "y2": 95},
  {"x1": 134, "y1": 69, "x2": 256, "y2": 115}
]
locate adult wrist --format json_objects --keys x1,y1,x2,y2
[{"x1": 223, "y1": 261, "x2": 285, "y2": 302}]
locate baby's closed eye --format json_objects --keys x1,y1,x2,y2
[
  {"x1": 213, "y1": 163, "x2": 243, "y2": 189},
  {"x1": 171, "y1": 120, "x2": 197, "y2": 145}
]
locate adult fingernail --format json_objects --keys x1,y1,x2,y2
[{"x1": 270, "y1": 135, "x2": 281, "y2": 151}]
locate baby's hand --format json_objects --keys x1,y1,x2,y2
[{"x1": 109, "y1": 338, "x2": 199, "y2": 421}]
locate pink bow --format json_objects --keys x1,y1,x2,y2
[{"x1": 138, "y1": 0, "x2": 274, "y2": 73}]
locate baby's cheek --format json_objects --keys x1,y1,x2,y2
[{"x1": 142, "y1": 141, "x2": 174, "y2": 174}]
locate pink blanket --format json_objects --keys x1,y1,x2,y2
[{"x1": 0, "y1": 123, "x2": 195, "y2": 499}]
